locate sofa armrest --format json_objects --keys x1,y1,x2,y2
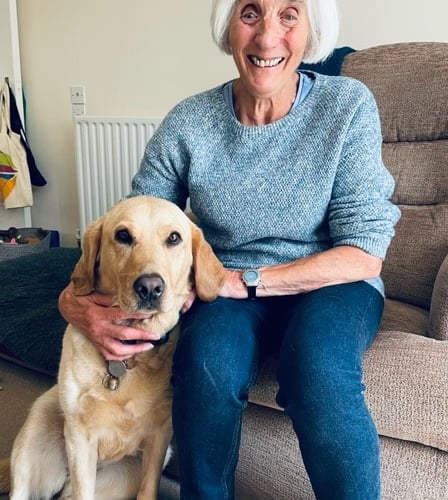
[{"x1": 429, "y1": 253, "x2": 448, "y2": 340}]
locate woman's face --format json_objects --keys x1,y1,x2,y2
[{"x1": 228, "y1": 0, "x2": 310, "y2": 99}]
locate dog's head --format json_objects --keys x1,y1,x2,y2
[{"x1": 71, "y1": 196, "x2": 226, "y2": 336}]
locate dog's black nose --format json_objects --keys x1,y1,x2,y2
[{"x1": 134, "y1": 274, "x2": 165, "y2": 307}]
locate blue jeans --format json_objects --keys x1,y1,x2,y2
[{"x1": 171, "y1": 281, "x2": 383, "y2": 500}]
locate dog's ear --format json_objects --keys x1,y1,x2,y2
[
  {"x1": 71, "y1": 217, "x2": 104, "y2": 295},
  {"x1": 191, "y1": 224, "x2": 226, "y2": 301}
]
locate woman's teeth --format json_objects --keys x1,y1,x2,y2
[{"x1": 250, "y1": 56, "x2": 283, "y2": 67}]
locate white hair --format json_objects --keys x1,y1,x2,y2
[{"x1": 210, "y1": 0, "x2": 340, "y2": 63}]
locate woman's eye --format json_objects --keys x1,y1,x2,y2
[
  {"x1": 241, "y1": 12, "x2": 257, "y2": 20},
  {"x1": 166, "y1": 231, "x2": 182, "y2": 246},
  {"x1": 115, "y1": 229, "x2": 133, "y2": 245},
  {"x1": 281, "y1": 9, "x2": 299, "y2": 25},
  {"x1": 240, "y1": 6, "x2": 258, "y2": 24}
]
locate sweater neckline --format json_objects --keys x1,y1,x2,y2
[{"x1": 218, "y1": 71, "x2": 321, "y2": 134}]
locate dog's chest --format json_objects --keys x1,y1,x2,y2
[
  {"x1": 73, "y1": 367, "x2": 171, "y2": 461},
  {"x1": 59, "y1": 327, "x2": 174, "y2": 461}
]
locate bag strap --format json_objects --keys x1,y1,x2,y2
[{"x1": 0, "y1": 82, "x2": 12, "y2": 133}]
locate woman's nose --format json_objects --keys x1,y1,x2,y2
[{"x1": 255, "y1": 17, "x2": 281, "y2": 49}]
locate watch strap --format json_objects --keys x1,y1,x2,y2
[
  {"x1": 247, "y1": 285, "x2": 257, "y2": 299},
  {"x1": 242, "y1": 269, "x2": 260, "y2": 299}
]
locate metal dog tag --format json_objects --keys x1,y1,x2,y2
[
  {"x1": 102, "y1": 374, "x2": 120, "y2": 391},
  {"x1": 107, "y1": 360, "x2": 127, "y2": 378}
]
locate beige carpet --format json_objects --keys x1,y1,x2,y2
[{"x1": 0, "y1": 357, "x2": 179, "y2": 499}]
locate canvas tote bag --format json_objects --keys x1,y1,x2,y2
[{"x1": 0, "y1": 81, "x2": 33, "y2": 208}]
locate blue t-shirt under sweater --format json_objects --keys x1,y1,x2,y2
[{"x1": 131, "y1": 72, "x2": 401, "y2": 295}]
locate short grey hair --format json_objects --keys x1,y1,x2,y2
[{"x1": 210, "y1": 0, "x2": 340, "y2": 64}]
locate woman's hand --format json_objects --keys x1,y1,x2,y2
[{"x1": 58, "y1": 283, "x2": 158, "y2": 360}]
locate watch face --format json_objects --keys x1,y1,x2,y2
[{"x1": 244, "y1": 270, "x2": 259, "y2": 282}]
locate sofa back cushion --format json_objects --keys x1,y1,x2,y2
[{"x1": 341, "y1": 43, "x2": 448, "y2": 309}]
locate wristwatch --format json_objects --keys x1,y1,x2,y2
[{"x1": 242, "y1": 269, "x2": 261, "y2": 299}]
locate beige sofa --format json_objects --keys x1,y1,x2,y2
[
  {"x1": 234, "y1": 42, "x2": 448, "y2": 499},
  {"x1": 1, "y1": 42, "x2": 447, "y2": 499}
]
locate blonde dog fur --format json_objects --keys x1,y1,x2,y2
[{"x1": 0, "y1": 195, "x2": 225, "y2": 499}]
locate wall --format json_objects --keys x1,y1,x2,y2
[
  {"x1": 15, "y1": 0, "x2": 236, "y2": 244},
  {"x1": 0, "y1": 0, "x2": 30, "y2": 228},
  {"x1": 14, "y1": 0, "x2": 448, "y2": 245},
  {"x1": 339, "y1": 0, "x2": 447, "y2": 49}
]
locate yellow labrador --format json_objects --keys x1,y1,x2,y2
[{"x1": 0, "y1": 195, "x2": 225, "y2": 500}]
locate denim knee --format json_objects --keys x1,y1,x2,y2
[
  {"x1": 276, "y1": 282, "x2": 383, "y2": 414},
  {"x1": 172, "y1": 298, "x2": 262, "y2": 405}
]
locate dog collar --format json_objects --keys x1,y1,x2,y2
[
  {"x1": 102, "y1": 360, "x2": 129, "y2": 391},
  {"x1": 120, "y1": 326, "x2": 174, "y2": 347},
  {"x1": 102, "y1": 328, "x2": 175, "y2": 391}
]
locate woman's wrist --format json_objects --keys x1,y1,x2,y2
[{"x1": 219, "y1": 269, "x2": 248, "y2": 299}]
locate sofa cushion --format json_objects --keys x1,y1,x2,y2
[
  {"x1": 363, "y1": 330, "x2": 448, "y2": 453},
  {"x1": 382, "y1": 204, "x2": 448, "y2": 309},
  {"x1": 0, "y1": 248, "x2": 80, "y2": 375},
  {"x1": 341, "y1": 43, "x2": 448, "y2": 143},
  {"x1": 380, "y1": 140, "x2": 448, "y2": 308},
  {"x1": 429, "y1": 254, "x2": 448, "y2": 340},
  {"x1": 382, "y1": 141, "x2": 448, "y2": 207}
]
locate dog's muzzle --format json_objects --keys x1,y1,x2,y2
[{"x1": 134, "y1": 273, "x2": 165, "y2": 308}]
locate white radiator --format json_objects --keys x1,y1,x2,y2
[{"x1": 74, "y1": 116, "x2": 162, "y2": 234}]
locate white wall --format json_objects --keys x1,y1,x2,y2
[
  {"x1": 339, "y1": 0, "x2": 447, "y2": 49},
  {"x1": 14, "y1": 0, "x2": 448, "y2": 245}
]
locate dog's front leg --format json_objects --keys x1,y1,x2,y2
[
  {"x1": 63, "y1": 422, "x2": 98, "y2": 500},
  {"x1": 10, "y1": 386, "x2": 67, "y2": 500},
  {"x1": 137, "y1": 419, "x2": 173, "y2": 500}
]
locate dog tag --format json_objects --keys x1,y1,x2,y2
[
  {"x1": 107, "y1": 360, "x2": 127, "y2": 378},
  {"x1": 102, "y1": 374, "x2": 120, "y2": 391}
]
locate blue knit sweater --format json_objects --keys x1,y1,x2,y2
[{"x1": 131, "y1": 73, "x2": 400, "y2": 294}]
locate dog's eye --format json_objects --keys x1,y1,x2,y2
[
  {"x1": 166, "y1": 231, "x2": 182, "y2": 246},
  {"x1": 115, "y1": 229, "x2": 133, "y2": 245}
]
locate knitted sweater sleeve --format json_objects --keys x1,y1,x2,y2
[
  {"x1": 329, "y1": 84, "x2": 401, "y2": 259},
  {"x1": 130, "y1": 107, "x2": 190, "y2": 209}
]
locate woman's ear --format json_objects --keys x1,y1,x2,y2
[
  {"x1": 70, "y1": 217, "x2": 104, "y2": 295},
  {"x1": 191, "y1": 224, "x2": 226, "y2": 301}
]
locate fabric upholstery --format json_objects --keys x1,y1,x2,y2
[
  {"x1": 382, "y1": 141, "x2": 448, "y2": 206},
  {"x1": 382, "y1": 204, "x2": 448, "y2": 309},
  {"x1": 238, "y1": 404, "x2": 448, "y2": 500},
  {"x1": 341, "y1": 43, "x2": 448, "y2": 310},
  {"x1": 340, "y1": 42, "x2": 448, "y2": 143},
  {"x1": 0, "y1": 248, "x2": 79, "y2": 375},
  {"x1": 429, "y1": 254, "x2": 448, "y2": 340},
  {"x1": 363, "y1": 329, "x2": 448, "y2": 452}
]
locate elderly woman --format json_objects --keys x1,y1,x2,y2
[{"x1": 59, "y1": 0, "x2": 400, "y2": 498}]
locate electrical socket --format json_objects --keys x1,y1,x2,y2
[
  {"x1": 70, "y1": 85, "x2": 85, "y2": 105},
  {"x1": 72, "y1": 103, "x2": 86, "y2": 116}
]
